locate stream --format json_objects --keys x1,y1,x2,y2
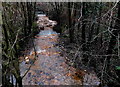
[{"x1": 19, "y1": 14, "x2": 100, "y2": 86}]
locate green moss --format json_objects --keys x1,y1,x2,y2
[{"x1": 116, "y1": 66, "x2": 120, "y2": 70}]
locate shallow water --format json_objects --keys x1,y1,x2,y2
[
  {"x1": 20, "y1": 15, "x2": 100, "y2": 86},
  {"x1": 38, "y1": 29, "x2": 58, "y2": 36}
]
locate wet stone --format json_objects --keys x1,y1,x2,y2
[
  {"x1": 28, "y1": 72, "x2": 31, "y2": 77},
  {"x1": 34, "y1": 70, "x2": 43, "y2": 74}
]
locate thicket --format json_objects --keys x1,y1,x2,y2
[{"x1": 48, "y1": 2, "x2": 120, "y2": 86}]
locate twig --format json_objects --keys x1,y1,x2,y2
[
  {"x1": 118, "y1": 34, "x2": 120, "y2": 59},
  {"x1": 100, "y1": 57, "x2": 107, "y2": 85},
  {"x1": 101, "y1": 1, "x2": 119, "y2": 19},
  {"x1": 11, "y1": 29, "x2": 21, "y2": 49}
]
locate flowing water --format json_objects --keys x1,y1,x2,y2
[{"x1": 19, "y1": 15, "x2": 100, "y2": 86}]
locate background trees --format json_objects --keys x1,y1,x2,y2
[
  {"x1": 47, "y1": 2, "x2": 120, "y2": 86},
  {"x1": 2, "y1": 2, "x2": 120, "y2": 86}
]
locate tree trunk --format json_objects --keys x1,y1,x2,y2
[
  {"x1": 68, "y1": 2, "x2": 74, "y2": 43},
  {"x1": 2, "y1": 24, "x2": 9, "y2": 53},
  {"x1": 71, "y1": 3, "x2": 76, "y2": 43},
  {"x1": 81, "y1": 2, "x2": 86, "y2": 51},
  {"x1": 17, "y1": 77, "x2": 23, "y2": 87},
  {"x1": 88, "y1": 23, "x2": 94, "y2": 41},
  {"x1": 21, "y1": 3, "x2": 27, "y2": 36},
  {"x1": 27, "y1": 2, "x2": 32, "y2": 34}
]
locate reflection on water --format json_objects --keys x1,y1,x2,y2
[{"x1": 38, "y1": 29, "x2": 58, "y2": 36}]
